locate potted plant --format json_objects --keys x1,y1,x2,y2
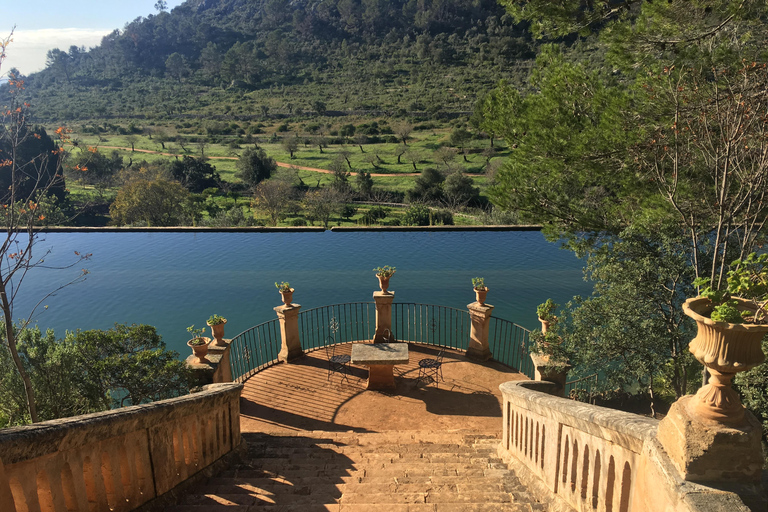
[
  {"x1": 207, "y1": 314, "x2": 227, "y2": 347},
  {"x1": 472, "y1": 277, "x2": 488, "y2": 304},
  {"x1": 187, "y1": 325, "x2": 210, "y2": 364},
  {"x1": 684, "y1": 252, "x2": 768, "y2": 425},
  {"x1": 528, "y1": 326, "x2": 570, "y2": 396},
  {"x1": 373, "y1": 266, "x2": 396, "y2": 293},
  {"x1": 275, "y1": 281, "x2": 294, "y2": 305},
  {"x1": 536, "y1": 299, "x2": 558, "y2": 334}
]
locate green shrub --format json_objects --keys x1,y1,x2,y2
[
  {"x1": 432, "y1": 209, "x2": 454, "y2": 225},
  {"x1": 403, "y1": 204, "x2": 431, "y2": 226}
]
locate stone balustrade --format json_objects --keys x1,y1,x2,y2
[
  {"x1": 0, "y1": 383, "x2": 242, "y2": 512},
  {"x1": 499, "y1": 380, "x2": 758, "y2": 512}
]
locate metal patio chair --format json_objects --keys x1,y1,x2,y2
[
  {"x1": 325, "y1": 335, "x2": 351, "y2": 383},
  {"x1": 417, "y1": 347, "x2": 445, "y2": 387}
]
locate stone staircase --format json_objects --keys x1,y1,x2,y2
[{"x1": 169, "y1": 430, "x2": 546, "y2": 511}]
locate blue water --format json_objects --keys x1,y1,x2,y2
[{"x1": 13, "y1": 231, "x2": 591, "y2": 357}]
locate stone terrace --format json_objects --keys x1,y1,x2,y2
[
  {"x1": 239, "y1": 344, "x2": 529, "y2": 433},
  {"x1": 170, "y1": 344, "x2": 543, "y2": 511}
]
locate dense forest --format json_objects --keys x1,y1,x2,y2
[{"x1": 7, "y1": 0, "x2": 536, "y2": 121}]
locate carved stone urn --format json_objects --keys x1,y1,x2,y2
[
  {"x1": 377, "y1": 275, "x2": 391, "y2": 294},
  {"x1": 187, "y1": 337, "x2": 211, "y2": 364},
  {"x1": 474, "y1": 287, "x2": 488, "y2": 305},
  {"x1": 279, "y1": 288, "x2": 294, "y2": 306},
  {"x1": 207, "y1": 318, "x2": 227, "y2": 347},
  {"x1": 683, "y1": 297, "x2": 768, "y2": 425}
]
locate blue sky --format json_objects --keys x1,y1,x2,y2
[{"x1": 2, "y1": 1, "x2": 187, "y2": 75}]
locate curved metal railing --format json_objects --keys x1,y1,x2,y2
[{"x1": 229, "y1": 302, "x2": 536, "y2": 383}]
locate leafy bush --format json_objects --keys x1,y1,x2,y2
[
  {"x1": 361, "y1": 206, "x2": 389, "y2": 225},
  {"x1": 403, "y1": 204, "x2": 431, "y2": 226},
  {"x1": 289, "y1": 218, "x2": 307, "y2": 226},
  {"x1": 432, "y1": 209, "x2": 454, "y2": 225}
]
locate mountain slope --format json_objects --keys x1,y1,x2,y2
[{"x1": 7, "y1": 0, "x2": 535, "y2": 121}]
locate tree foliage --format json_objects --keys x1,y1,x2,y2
[
  {"x1": 169, "y1": 156, "x2": 220, "y2": 193},
  {"x1": 9, "y1": 0, "x2": 537, "y2": 121},
  {"x1": 487, "y1": 0, "x2": 768, "y2": 401},
  {"x1": 110, "y1": 178, "x2": 190, "y2": 226},
  {"x1": 0, "y1": 324, "x2": 189, "y2": 427},
  {"x1": 236, "y1": 145, "x2": 276, "y2": 188}
]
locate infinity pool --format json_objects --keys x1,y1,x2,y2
[{"x1": 14, "y1": 230, "x2": 591, "y2": 356}]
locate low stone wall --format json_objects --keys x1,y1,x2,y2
[
  {"x1": 0, "y1": 383, "x2": 242, "y2": 512},
  {"x1": 499, "y1": 381, "x2": 755, "y2": 512}
]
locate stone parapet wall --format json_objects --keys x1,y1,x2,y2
[
  {"x1": 0, "y1": 383, "x2": 242, "y2": 512},
  {"x1": 499, "y1": 380, "x2": 755, "y2": 512}
]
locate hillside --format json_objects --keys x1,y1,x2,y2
[{"x1": 5, "y1": 0, "x2": 535, "y2": 122}]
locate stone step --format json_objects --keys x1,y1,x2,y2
[
  {"x1": 172, "y1": 430, "x2": 544, "y2": 511},
  {"x1": 168, "y1": 505, "x2": 543, "y2": 512},
  {"x1": 195, "y1": 477, "x2": 527, "y2": 497}
]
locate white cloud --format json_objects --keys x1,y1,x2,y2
[{"x1": 1, "y1": 28, "x2": 112, "y2": 76}]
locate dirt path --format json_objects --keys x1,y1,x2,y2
[{"x1": 98, "y1": 145, "x2": 423, "y2": 177}]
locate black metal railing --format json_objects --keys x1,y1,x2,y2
[
  {"x1": 229, "y1": 319, "x2": 281, "y2": 383},
  {"x1": 298, "y1": 302, "x2": 377, "y2": 350},
  {"x1": 392, "y1": 303, "x2": 471, "y2": 350},
  {"x1": 228, "y1": 302, "x2": 596, "y2": 394},
  {"x1": 488, "y1": 316, "x2": 535, "y2": 379}
]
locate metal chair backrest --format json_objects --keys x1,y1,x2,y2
[{"x1": 324, "y1": 335, "x2": 336, "y2": 359}]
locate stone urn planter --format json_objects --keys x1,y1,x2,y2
[
  {"x1": 683, "y1": 296, "x2": 768, "y2": 425},
  {"x1": 279, "y1": 288, "x2": 294, "y2": 305},
  {"x1": 207, "y1": 315, "x2": 227, "y2": 347},
  {"x1": 377, "y1": 275, "x2": 391, "y2": 293},
  {"x1": 472, "y1": 277, "x2": 488, "y2": 304},
  {"x1": 276, "y1": 282, "x2": 294, "y2": 305},
  {"x1": 373, "y1": 266, "x2": 396, "y2": 294},
  {"x1": 187, "y1": 337, "x2": 211, "y2": 364}
]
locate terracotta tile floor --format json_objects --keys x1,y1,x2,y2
[{"x1": 239, "y1": 343, "x2": 528, "y2": 434}]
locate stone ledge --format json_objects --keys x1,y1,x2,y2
[
  {"x1": 0, "y1": 383, "x2": 242, "y2": 464},
  {"x1": 500, "y1": 380, "x2": 657, "y2": 453}
]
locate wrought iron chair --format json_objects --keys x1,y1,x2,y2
[
  {"x1": 417, "y1": 347, "x2": 445, "y2": 387},
  {"x1": 325, "y1": 335, "x2": 351, "y2": 383}
]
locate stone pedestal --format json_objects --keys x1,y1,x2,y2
[
  {"x1": 529, "y1": 353, "x2": 570, "y2": 398},
  {"x1": 186, "y1": 339, "x2": 233, "y2": 386},
  {"x1": 466, "y1": 301, "x2": 494, "y2": 361},
  {"x1": 657, "y1": 395, "x2": 764, "y2": 483},
  {"x1": 274, "y1": 303, "x2": 303, "y2": 363},
  {"x1": 373, "y1": 291, "x2": 395, "y2": 343}
]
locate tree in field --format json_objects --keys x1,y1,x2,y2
[
  {"x1": 356, "y1": 170, "x2": 374, "y2": 199},
  {"x1": 236, "y1": 145, "x2": 277, "y2": 187},
  {"x1": 487, "y1": 0, "x2": 768, "y2": 400},
  {"x1": 169, "y1": 156, "x2": 220, "y2": 193},
  {"x1": 394, "y1": 144, "x2": 406, "y2": 164},
  {"x1": 302, "y1": 188, "x2": 343, "y2": 228},
  {"x1": 0, "y1": 35, "x2": 89, "y2": 423},
  {"x1": 394, "y1": 122, "x2": 413, "y2": 145},
  {"x1": 443, "y1": 171, "x2": 478, "y2": 209},
  {"x1": 251, "y1": 180, "x2": 292, "y2": 226},
  {"x1": 449, "y1": 128, "x2": 471, "y2": 162},
  {"x1": 110, "y1": 178, "x2": 189, "y2": 226},
  {"x1": 65, "y1": 148, "x2": 123, "y2": 187},
  {"x1": 281, "y1": 135, "x2": 299, "y2": 159},
  {"x1": 407, "y1": 167, "x2": 444, "y2": 204}
]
